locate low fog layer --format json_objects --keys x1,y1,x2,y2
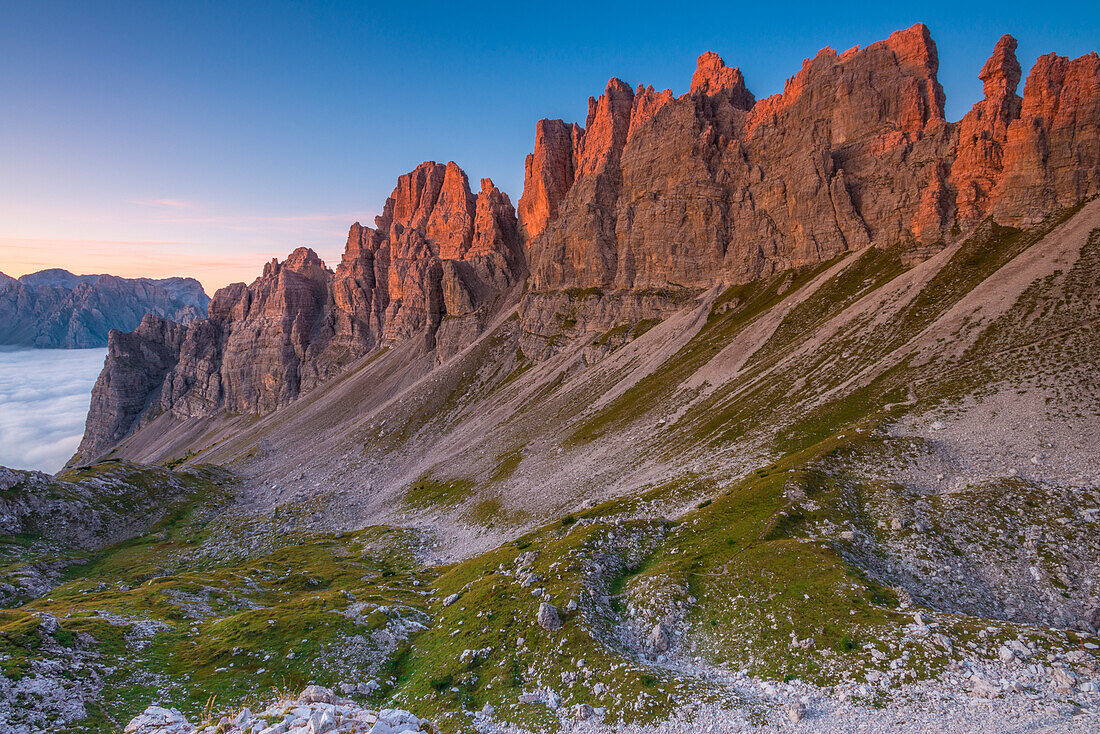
[{"x1": 0, "y1": 347, "x2": 107, "y2": 473}]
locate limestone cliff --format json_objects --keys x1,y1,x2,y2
[
  {"x1": 523, "y1": 24, "x2": 1099, "y2": 292},
  {"x1": 78, "y1": 25, "x2": 1100, "y2": 462}
]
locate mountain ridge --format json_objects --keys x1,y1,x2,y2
[
  {"x1": 75, "y1": 24, "x2": 1099, "y2": 463},
  {"x1": 0, "y1": 267, "x2": 209, "y2": 349}
]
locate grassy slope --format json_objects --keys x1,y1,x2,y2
[{"x1": 4, "y1": 210, "x2": 1099, "y2": 732}]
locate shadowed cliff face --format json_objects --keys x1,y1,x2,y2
[{"x1": 77, "y1": 24, "x2": 1100, "y2": 463}]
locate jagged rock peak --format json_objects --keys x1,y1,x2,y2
[
  {"x1": 576, "y1": 78, "x2": 635, "y2": 180},
  {"x1": 426, "y1": 162, "x2": 476, "y2": 259},
  {"x1": 981, "y1": 34, "x2": 1022, "y2": 99},
  {"x1": 76, "y1": 159, "x2": 528, "y2": 460},
  {"x1": 522, "y1": 22, "x2": 1100, "y2": 293},
  {"x1": 376, "y1": 160, "x2": 447, "y2": 234},
  {"x1": 1019, "y1": 49, "x2": 1100, "y2": 120},
  {"x1": 951, "y1": 35, "x2": 1024, "y2": 225},
  {"x1": 518, "y1": 119, "x2": 582, "y2": 241},
  {"x1": 689, "y1": 51, "x2": 755, "y2": 108},
  {"x1": 628, "y1": 85, "x2": 676, "y2": 141},
  {"x1": 374, "y1": 160, "x2": 512, "y2": 261},
  {"x1": 470, "y1": 177, "x2": 521, "y2": 262},
  {"x1": 260, "y1": 247, "x2": 329, "y2": 279},
  {"x1": 749, "y1": 22, "x2": 945, "y2": 135},
  {"x1": 992, "y1": 48, "x2": 1100, "y2": 225}
]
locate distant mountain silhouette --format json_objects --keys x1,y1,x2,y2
[{"x1": 0, "y1": 268, "x2": 209, "y2": 348}]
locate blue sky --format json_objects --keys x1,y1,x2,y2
[{"x1": 1, "y1": 1, "x2": 1097, "y2": 292}]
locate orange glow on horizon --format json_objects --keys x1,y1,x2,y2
[{"x1": 0, "y1": 237, "x2": 344, "y2": 295}]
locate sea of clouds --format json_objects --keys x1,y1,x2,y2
[{"x1": 0, "y1": 347, "x2": 107, "y2": 473}]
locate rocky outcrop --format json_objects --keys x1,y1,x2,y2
[
  {"x1": 523, "y1": 25, "x2": 1099, "y2": 294},
  {"x1": 0, "y1": 461, "x2": 226, "y2": 605},
  {"x1": 992, "y1": 50, "x2": 1100, "y2": 225},
  {"x1": 527, "y1": 23, "x2": 951, "y2": 292},
  {"x1": 78, "y1": 162, "x2": 524, "y2": 461},
  {"x1": 0, "y1": 269, "x2": 208, "y2": 348},
  {"x1": 518, "y1": 119, "x2": 582, "y2": 241},
  {"x1": 123, "y1": 687, "x2": 434, "y2": 734},
  {"x1": 689, "y1": 51, "x2": 754, "y2": 108},
  {"x1": 951, "y1": 35, "x2": 1023, "y2": 225},
  {"x1": 370, "y1": 162, "x2": 523, "y2": 347}
]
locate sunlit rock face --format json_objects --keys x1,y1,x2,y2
[{"x1": 524, "y1": 25, "x2": 1100, "y2": 292}]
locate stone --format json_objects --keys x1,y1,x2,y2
[
  {"x1": 377, "y1": 708, "x2": 421, "y2": 730},
  {"x1": 306, "y1": 711, "x2": 336, "y2": 734},
  {"x1": 36, "y1": 612, "x2": 60, "y2": 634},
  {"x1": 575, "y1": 703, "x2": 595, "y2": 720},
  {"x1": 785, "y1": 702, "x2": 807, "y2": 723},
  {"x1": 298, "y1": 684, "x2": 338, "y2": 704},
  {"x1": 649, "y1": 623, "x2": 670, "y2": 653},
  {"x1": 537, "y1": 602, "x2": 562, "y2": 631},
  {"x1": 1050, "y1": 667, "x2": 1077, "y2": 692},
  {"x1": 970, "y1": 677, "x2": 1002, "y2": 698},
  {"x1": 932, "y1": 633, "x2": 954, "y2": 652},
  {"x1": 124, "y1": 706, "x2": 196, "y2": 734},
  {"x1": 1086, "y1": 607, "x2": 1100, "y2": 633}
]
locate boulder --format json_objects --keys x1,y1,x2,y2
[
  {"x1": 786, "y1": 702, "x2": 807, "y2": 723},
  {"x1": 537, "y1": 602, "x2": 562, "y2": 631},
  {"x1": 124, "y1": 706, "x2": 195, "y2": 734},
  {"x1": 648, "y1": 623, "x2": 670, "y2": 653},
  {"x1": 298, "y1": 684, "x2": 338, "y2": 704}
]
